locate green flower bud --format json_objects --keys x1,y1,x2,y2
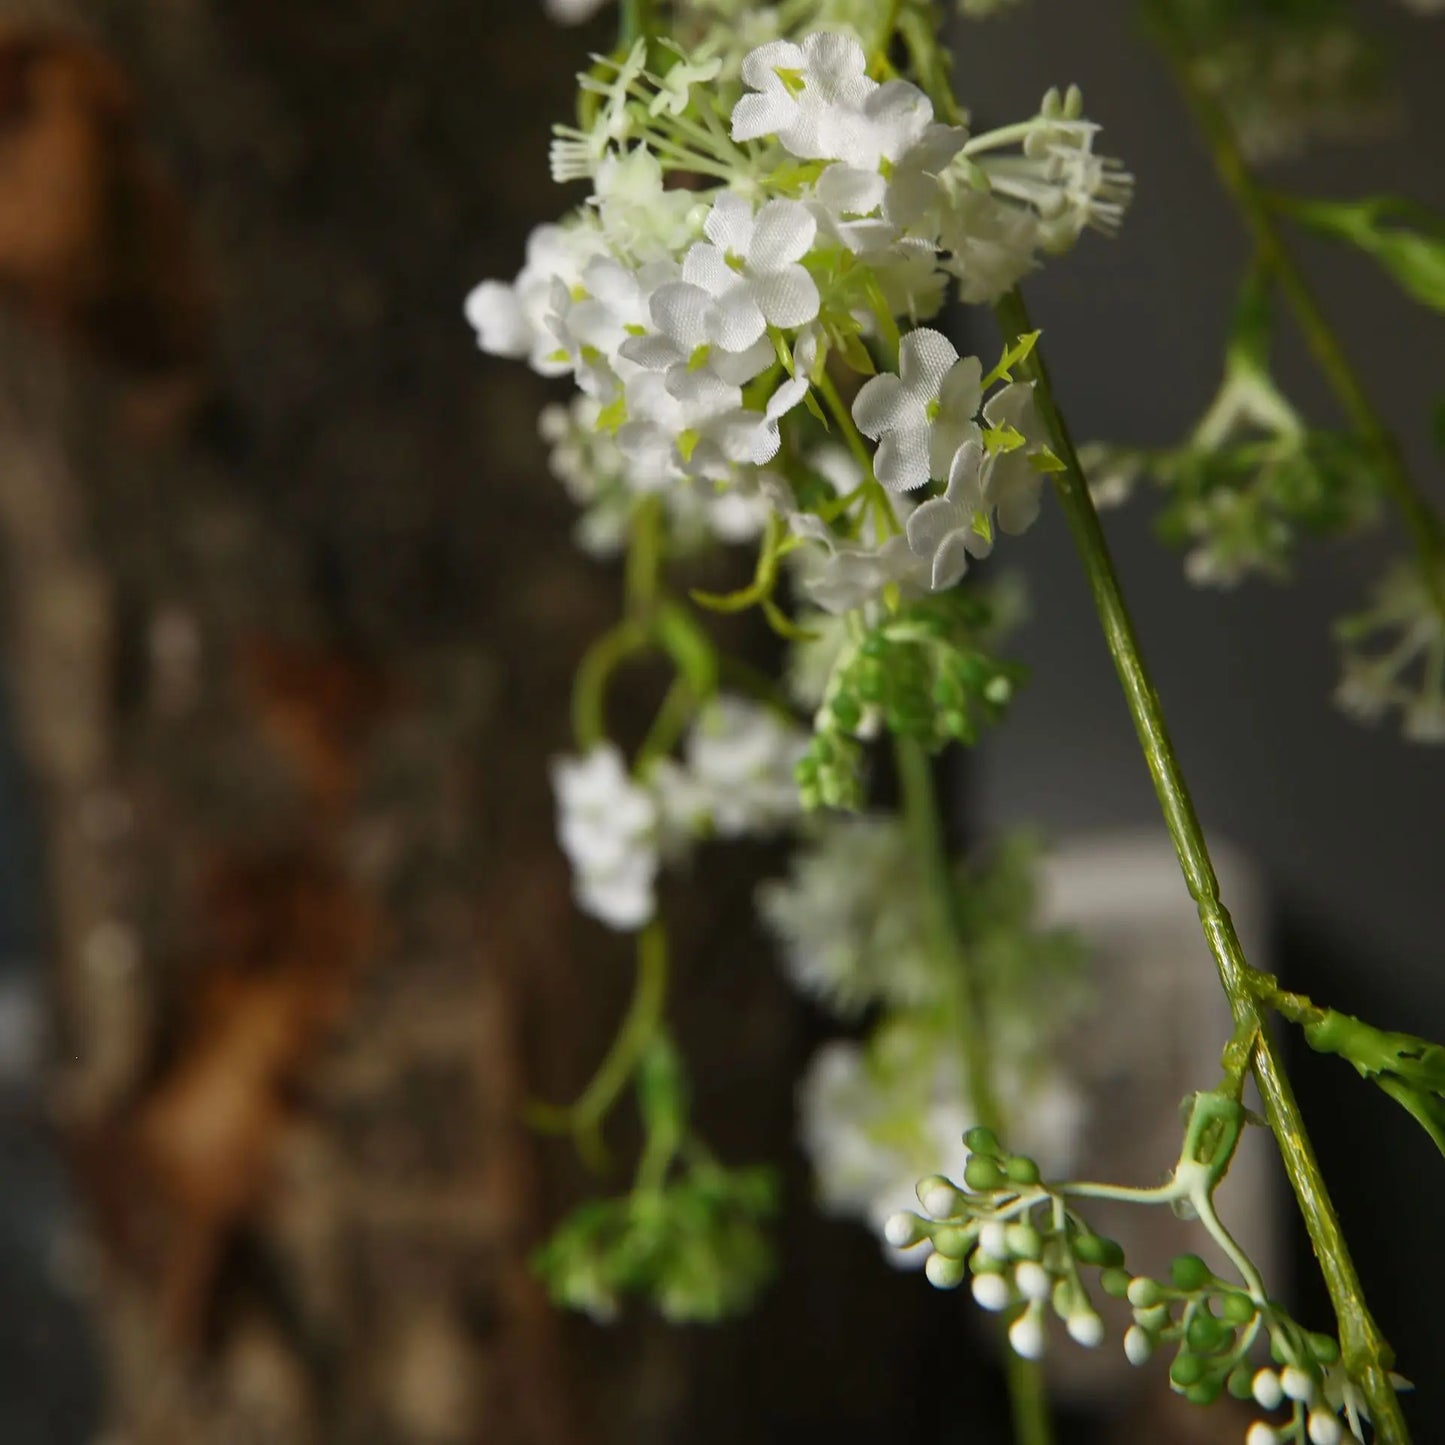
[
  {"x1": 1004, "y1": 1155, "x2": 1040, "y2": 1186},
  {"x1": 828, "y1": 692, "x2": 862, "y2": 732},
  {"x1": 1170, "y1": 1254, "x2": 1212, "y2": 1292},
  {"x1": 1170, "y1": 1352, "x2": 1205, "y2": 1388},
  {"x1": 1127, "y1": 1277, "x2": 1164, "y2": 1309},
  {"x1": 1221, "y1": 1292, "x2": 1257, "y2": 1327},
  {"x1": 964, "y1": 1155, "x2": 1005, "y2": 1191},
  {"x1": 931, "y1": 1226, "x2": 973, "y2": 1260},
  {"x1": 925, "y1": 1252, "x2": 967, "y2": 1290},
  {"x1": 1227, "y1": 1364, "x2": 1256, "y2": 1401},
  {"x1": 1308, "y1": 1333, "x2": 1341, "y2": 1366},
  {"x1": 1072, "y1": 1233, "x2": 1122, "y2": 1268},
  {"x1": 964, "y1": 1126, "x2": 1001, "y2": 1155},
  {"x1": 1186, "y1": 1312, "x2": 1232, "y2": 1354},
  {"x1": 1185, "y1": 1378, "x2": 1223, "y2": 1407},
  {"x1": 1004, "y1": 1222, "x2": 1043, "y2": 1261},
  {"x1": 1100, "y1": 1267, "x2": 1132, "y2": 1299}
]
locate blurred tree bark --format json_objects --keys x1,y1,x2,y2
[{"x1": 0, "y1": 4, "x2": 974, "y2": 1444}]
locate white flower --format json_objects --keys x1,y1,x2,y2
[
  {"x1": 852, "y1": 329, "x2": 983, "y2": 493},
  {"x1": 801, "y1": 532, "x2": 931, "y2": 613},
  {"x1": 935, "y1": 186, "x2": 1041, "y2": 304},
  {"x1": 465, "y1": 222, "x2": 606, "y2": 375},
  {"x1": 547, "y1": 255, "x2": 678, "y2": 398},
  {"x1": 905, "y1": 438, "x2": 993, "y2": 589},
  {"x1": 759, "y1": 814, "x2": 941, "y2": 1013},
  {"x1": 981, "y1": 380, "x2": 1048, "y2": 534},
  {"x1": 1334, "y1": 560, "x2": 1445, "y2": 744},
  {"x1": 551, "y1": 744, "x2": 659, "y2": 930},
  {"x1": 731, "y1": 33, "x2": 876, "y2": 157},
  {"x1": 591, "y1": 147, "x2": 704, "y2": 263},
  {"x1": 797, "y1": 1030, "x2": 1085, "y2": 1268},
  {"x1": 673, "y1": 696, "x2": 810, "y2": 837},
  {"x1": 551, "y1": 41, "x2": 647, "y2": 182},
  {"x1": 965, "y1": 89, "x2": 1134, "y2": 253},
  {"x1": 652, "y1": 192, "x2": 821, "y2": 354},
  {"x1": 543, "y1": 0, "x2": 612, "y2": 22}
]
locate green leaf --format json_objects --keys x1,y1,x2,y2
[
  {"x1": 982, "y1": 329, "x2": 1041, "y2": 389},
  {"x1": 1284, "y1": 194, "x2": 1445, "y2": 314}
]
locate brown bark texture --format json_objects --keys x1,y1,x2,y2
[{"x1": 0, "y1": 3, "x2": 948, "y2": 1443}]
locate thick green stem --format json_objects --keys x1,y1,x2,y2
[
  {"x1": 1148, "y1": 2, "x2": 1445, "y2": 622},
  {"x1": 894, "y1": 737, "x2": 1054, "y2": 1445},
  {"x1": 994, "y1": 286, "x2": 1407, "y2": 1442}
]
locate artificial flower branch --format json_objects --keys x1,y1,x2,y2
[
  {"x1": 993, "y1": 284, "x2": 1409, "y2": 1444},
  {"x1": 1146, "y1": 0, "x2": 1445, "y2": 626}
]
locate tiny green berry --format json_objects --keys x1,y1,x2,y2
[
  {"x1": 964, "y1": 1156, "x2": 1004, "y2": 1191},
  {"x1": 1170, "y1": 1254, "x2": 1212, "y2": 1292}
]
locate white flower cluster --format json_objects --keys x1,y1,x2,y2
[
  {"x1": 552, "y1": 696, "x2": 810, "y2": 930},
  {"x1": 763, "y1": 818, "x2": 1087, "y2": 1262},
  {"x1": 799, "y1": 1028, "x2": 1085, "y2": 1266},
  {"x1": 758, "y1": 813, "x2": 938, "y2": 1012},
  {"x1": 1334, "y1": 560, "x2": 1445, "y2": 743},
  {"x1": 467, "y1": 31, "x2": 1128, "y2": 602}
]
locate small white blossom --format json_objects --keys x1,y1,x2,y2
[
  {"x1": 465, "y1": 222, "x2": 607, "y2": 375},
  {"x1": 652, "y1": 192, "x2": 821, "y2": 354},
  {"x1": 852, "y1": 329, "x2": 983, "y2": 493},
  {"x1": 905, "y1": 438, "x2": 993, "y2": 590},
  {"x1": 591, "y1": 148, "x2": 704, "y2": 263},
  {"x1": 654, "y1": 696, "x2": 809, "y2": 840},
  {"x1": 981, "y1": 380, "x2": 1048, "y2": 534},
  {"x1": 731, "y1": 33, "x2": 876, "y2": 157},
  {"x1": 551, "y1": 744, "x2": 659, "y2": 931}
]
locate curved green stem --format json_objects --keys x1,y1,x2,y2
[
  {"x1": 995, "y1": 285, "x2": 1408, "y2": 1443},
  {"x1": 1147, "y1": 0, "x2": 1445, "y2": 623},
  {"x1": 526, "y1": 918, "x2": 670, "y2": 1170},
  {"x1": 895, "y1": 736, "x2": 1053, "y2": 1445}
]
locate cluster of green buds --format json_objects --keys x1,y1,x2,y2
[
  {"x1": 883, "y1": 1126, "x2": 1121, "y2": 1359},
  {"x1": 533, "y1": 1155, "x2": 779, "y2": 1324},
  {"x1": 798, "y1": 594, "x2": 1021, "y2": 811},
  {"x1": 533, "y1": 1035, "x2": 779, "y2": 1323}
]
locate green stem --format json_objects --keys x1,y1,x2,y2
[
  {"x1": 1147, "y1": 1, "x2": 1445, "y2": 622},
  {"x1": 527, "y1": 918, "x2": 670, "y2": 1169},
  {"x1": 894, "y1": 736, "x2": 1053, "y2": 1445},
  {"x1": 995, "y1": 285, "x2": 1408, "y2": 1443}
]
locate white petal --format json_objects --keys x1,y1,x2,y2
[
  {"x1": 618, "y1": 333, "x2": 685, "y2": 371},
  {"x1": 767, "y1": 375, "x2": 809, "y2": 423},
  {"x1": 983, "y1": 380, "x2": 1040, "y2": 439},
  {"x1": 752, "y1": 265, "x2": 821, "y2": 330},
  {"x1": 708, "y1": 289, "x2": 768, "y2": 351},
  {"x1": 937, "y1": 356, "x2": 983, "y2": 423},
  {"x1": 930, "y1": 529, "x2": 974, "y2": 590},
  {"x1": 859, "y1": 80, "x2": 934, "y2": 162},
  {"x1": 731, "y1": 91, "x2": 796, "y2": 144},
  {"x1": 799, "y1": 32, "x2": 872, "y2": 104},
  {"x1": 668, "y1": 366, "x2": 742, "y2": 421},
  {"x1": 851, "y1": 373, "x2": 908, "y2": 440},
  {"x1": 704, "y1": 192, "x2": 756, "y2": 256},
  {"x1": 874, "y1": 426, "x2": 933, "y2": 493},
  {"x1": 749, "y1": 199, "x2": 818, "y2": 270},
  {"x1": 816, "y1": 163, "x2": 887, "y2": 218},
  {"x1": 740, "y1": 39, "x2": 804, "y2": 91},
  {"x1": 946, "y1": 438, "x2": 988, "y2": 510},
  {"x1": 898, "y1": 328, "x2": 960, "y2": 398},
  {"x1": 906, "y1": 495, "x2": 961, "y2": 557},
  {"x1": 681, "y1": 242, "x2": 736, "y2": 298},
  {"x1": 711, "y1": 335, "x2": 775, "y2": 386},
  {"x1": 464, "y1": 280, "x2": 529, "y2": 357},
  {"x1": 650, "y1": 281, "x2": 713, "y2": 350}
]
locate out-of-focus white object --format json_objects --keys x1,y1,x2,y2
[
  {"x1": 1032, "y1": 829, "x2": 1280, "y2": 1402},
  {"x1": 544, "y1": 0, "x2": 613, "y2": 24}
]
